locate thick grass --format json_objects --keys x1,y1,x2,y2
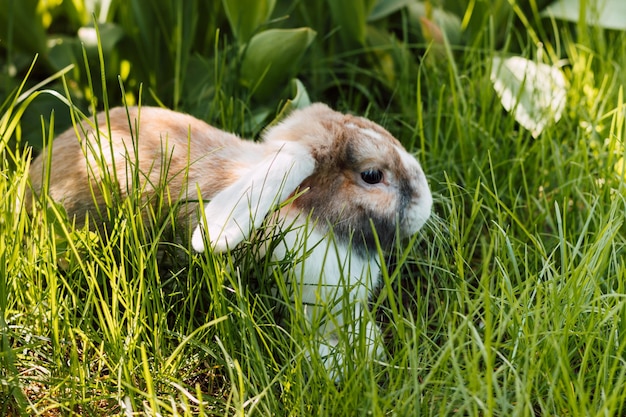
[{"x1": 3, "y1": 7, "x2": 626, "y2": 417}]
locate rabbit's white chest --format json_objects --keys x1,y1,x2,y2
[
  {"x1": 271, "y1": 224, "x2": 380, "y2": 308},
  {"x1": 269, "y1": 224, "x2": 385, "y2": 373}
]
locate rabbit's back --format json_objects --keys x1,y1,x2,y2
[{"x1": 29, "y1": 106, "x2": 263, "y2": 228}]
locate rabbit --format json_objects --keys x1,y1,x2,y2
[{"x1": 28, "y1": 103, "x2": 433, "y2": 376}]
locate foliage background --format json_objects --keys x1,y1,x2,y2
[
  {"x1": 1, "y1": 0, "x2": 558, "y2": 146},
  {"x1": 2, "y1": 0, "x2": 626, "y2": 415}
]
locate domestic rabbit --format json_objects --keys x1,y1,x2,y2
[{"x1": 28, "y1": 103, "x2": 432, "y2": 375}]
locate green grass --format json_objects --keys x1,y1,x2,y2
[{"x1": 4, "y1": 2, "x2": 626, "y2": 416}]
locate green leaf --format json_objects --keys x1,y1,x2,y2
[
  {"x1": 0, "y1": 0, "x2": 47, "y2": 55},
  {"x1": 365, "y1": 26, "x2": 400, "y2": 86},
  {"x1": 491, "y1": 56, "x2": 567, "y2": 138},
  {"x1": 47, "y1": 37, "x2": 80, "y2": 73},
  {"x1": 47, "y1": 24, "x2": 124, "y2": 77},
  {"x1": 77, "y1": 24, "x2": 125, "y2": 56},
  {"x1": 222, "y1": 0, "x2": 277, "y2": 43},
  {"x1": 368, "y1": 0, "x2": 414, "y2": 21},
  {"x1": 240, "y1": 28, "x2": 316, "y2": 101},
  {"x1": 327, "y1": 0, "x2": 373, "y2": 46},
  {"x1": 541, "y1": 0, "x2": 626, "y2": 31},
  {"x1": 280, "y1": 79, "x2": 312, "y2": 114},
  {"x1": 407, "y1": 2, "x2": 463, "y2": 45}
]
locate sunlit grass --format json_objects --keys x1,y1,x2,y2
[{"x1": 3, "y1": 4, "x2": 626, "y2": 417}]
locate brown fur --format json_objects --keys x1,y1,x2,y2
[
  {"x1": 28, "y1": 104, "x2": 430, "y2": 253},
  {"x1": 28, "y1": 106, "x2": 265, "y2": 231}
]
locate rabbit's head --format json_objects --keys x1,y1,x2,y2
[{"x1": 191, "y1": 103, "x2": 432, "y2": 254}]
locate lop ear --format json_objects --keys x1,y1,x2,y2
[{"x1": 192, "y1": 142, "x2": 315, "y2": 253}]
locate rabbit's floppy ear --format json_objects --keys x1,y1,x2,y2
[{"x1": 192, "y1": 142, "x2": 315, "y2": 253}]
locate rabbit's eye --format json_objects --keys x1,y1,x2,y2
[{"x1": 361, "y1": 169, "x2": 384, "y2": 184}]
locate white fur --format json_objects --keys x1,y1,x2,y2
[
  {"x1": 406, "y1": 190, "x2": 433, "y2": 234},
  {"x1": 267, "y1": 215, "x2": 384, "y2": 375},
  {"x1": 191, "y1": 142, "x2": 315, "y2": 252},
  {"x1": 346, "y1": 122, "x2": 386, "y2": 142},
  {"x1": 398, "y1": 146, "x2": 433, "y2": 233}
]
